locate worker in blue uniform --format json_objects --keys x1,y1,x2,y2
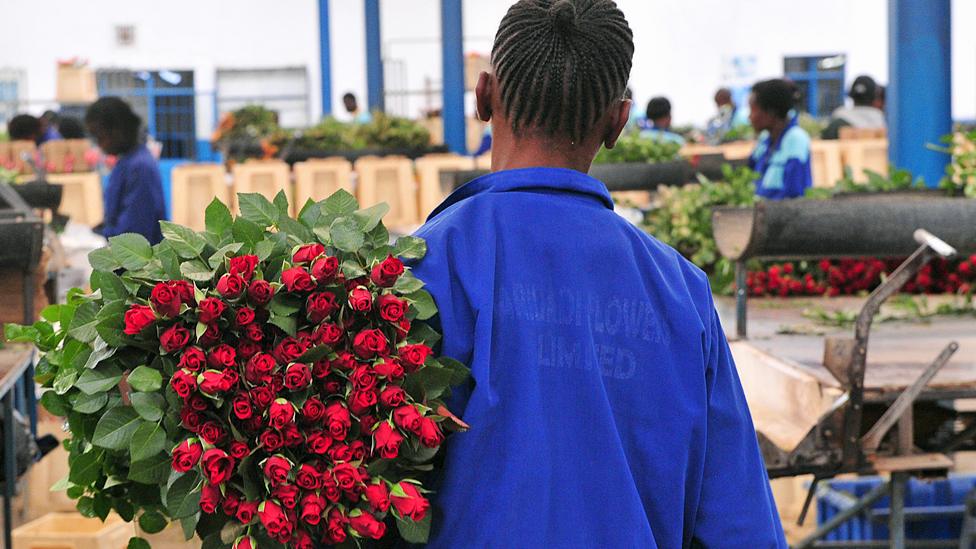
[
  {"x1": 85, "y1": 97, "x2": 166, "y2": 244},
  {"x1": 411, "y1": 1, "x2": 786, "y2": 547},
  {"x1": 747, "y1": 79, "x2": 813, "y2": 200}
]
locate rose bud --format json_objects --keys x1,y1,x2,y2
[
  {"x1": 325, "y1": 508, "x2": 348, "y2": 544},
  {"x1": 200, "y1": 448, "x2": 233, "y2": 485},
  {"x1": 180, "y1": 409, "x2": 202, "y2": 432},
  {"x1": 207, "y1": 343, "x2": 237, "y2": 369},
  {"x1": 258, "y1": 500, "x2": 288, "y2": 537},
  {"x1": 272, "y1": 482, "x2": 300, "y2": 509},
  {"x1": 347, "y1": 286, "x2": 373, "y2": 312},
  {"x1": 379, "y1": 386, "x2": 407, "y2": 408},
  {"x1": 235, "y1": 306, "x2": 256, "y2": 326},
  {"x1": 418, "y1": 417, "x2": 445, "y2": 448},
  {"x1": 240, "y1": 323, "x2": 262, "y2": 343},
  {"x1": 349, "y1": 389, "x2": 378, "y2": 416},
  {"x1": 332, "y1": 351, "x2": 357, "y2": 371},
  {"x1": 233, "y1": 536, "x2": 255, "y2": 549},
  {"x1": 199, "y1": 322, "x2": 221, "y2": 347},
  {"x1": 305, "y1": 291, "x2": 338, "y2": 323},
  {"x1": 352, "y1": 329, "x2": 388, "y2": 359},
  {"x1": 170, "y1": 370, "x2": 197, "y2": 399},
  {"x1": 370, "y1": 255, "x2": 404, "y2": 288},
  {"x1": 200, "y1": 482, "x2": 223, "y2": 514},
  {"x1": 160, "y1": 324, "x2": 191, "y2": 353},
  {"x1": 311, "y1": 255, "x2": 339, "y2": 281},
  {"x1": 236, "y1": 500, "x2": 259, "y2": 524},
  {"x1": 398, "y1": 344, "x2": 431, "y2": 372},
  {"x1": 358, "y1": 415, "x2": 379, "y2": 434},
  {"x1": 394, "y1": 405, "x2": 423, "y2": 435},
  {"x1": 323, "y1": 377, "x2": 345, "y2": 395},
  {"x1": 283, "y1": 363, "x2": 311, "y2": 391},
  {"x1": 216, "y1": 273, "x2": 246, "y2": 299},
  {"x1": 262, "y1": 455, "x2": 292, "y2": 486},
  {"x1": 232, "y1": 393, "x2": 253, "y2": 420},
  {"x1": 293, "y1": 530, "x2": 314, "y2": 549},
  {"x1": 260, "y1": 430, "x2": 284, "y2": 452},
  {"x1": 331, "y1": 463, "x2": 361, "y2": 491},
  {"x1": 377, "y1": 294, "x2": 407, "y2": 323},
  {"x1": 171, "y1": 439, "x2": 203, "y2": 472},
  {"x1": 223, "y1": 489, "x2": 242, "y2": 516},
  {"x1": 327, "y1": 443, "x2": 353, "y2": 463},
  {"x1": 349, "y1": 510, "x2": 387, "y2": 540},
  {"x1": 374, "y1": 359, "x2": 404, "y2": 381},
  {"x1": 348, "y1": 366, "x2": 376, "y2": 392},
  {"x1": 178, "y1": 346, "x2": 206, "y2": 372},
  {"x1": 236, "y1": 340, "x2": 260, "y2": 361},
  {"x1": 292, "y1": 243, "x2": 325, "y2": 264},
  {"x1": 281, "y1": 267, "x2": 315, "y2": 293},
  {"x1": 311, "y1": 359, "x2": 331, "y2": 379},
  {"x1": 282, "y1": 423, "x2": 304, "y2": 448},
  {"x1": 250, "y1": 386, "x2": 274, "y2": 409},
  {"x1": 150, "y1": 282, "x2": 182, "y2": 318},
  {"x1": 269, "y1": 399, "x2": 296, "y2": 430},
  {"x1": 390, "y1": 481, "x2": 430, "y2": 522},
  {"x1": 306, "y1": 430, "x2": 333, "y2": 454},
  {"x1": 364, "y1": 481, "x2": 391, "y2": 513},
  {"x1": 123, "y1": 304, "x2": 155, "y2": 335},
  {"x1": 349, "y1": 440, "x2": 367, "y2": 460},
  {"x1": 396, "y1": 318, "x2": 412, "y2": 341},
  {"x1": 312, "y1": 322, "x2": 343, "y2": 347},
  {"x1": 246, "y1": 279, "x2": 274, "y2": 305},
  {"x1": 324, "y1": 402, "x2": 351, "y2": 440},
  {"x1": 219, "y1": 369, "x2": 240, "y2": 392},
  {"x1": 273, "y1": 337, "x2": 306, "y2": 364},
  {"x1": 323, "y1": 477, "x2": 342, "y2": 503},
  {"x1": 229, "y1": 441, "x2": 250, "y2": 460},
  {"x1": 299, "y1": 493, "x2": 326, "y2": 525},
  {"x1": 373, "y1": 421, "x2": 404, "y2": 459},
  {"x1": 168, "y1": 280, "x2": 196, "y2": 306},
  {"x1": 197, "y1": 297, "x2": 226, "y2": 324},
  {"x1": 199, "y1": 421, "x2": 227, "y2": 445},
  {"x1": 228, "y1": 255, "x2": 258, "y2": 280},
  {"x1": 301, "y1": 397, "x2": 326, "y2": 423},
  {"x1": 295, "y1": 463, "x2": 323, "y2": 490},
  {"x1": 199, "y1": 370, "x2": 226, "y2": 395}
]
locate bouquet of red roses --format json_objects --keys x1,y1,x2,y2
[{"x1": 6, "y1": 190, "x2": 468, "y2": 548}]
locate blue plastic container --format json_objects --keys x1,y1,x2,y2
[{"x1": 817, "y1": 475, "x2": 976, "y2": 540}]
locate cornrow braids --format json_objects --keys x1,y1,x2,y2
[{"x1": 491, "y1": 0, "x2": 634, "y2": 142}]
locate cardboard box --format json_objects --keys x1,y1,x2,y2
[{"x1": 56, "y1": 64, "x2": 97, "y2": 104}]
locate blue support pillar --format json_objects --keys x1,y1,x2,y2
[
  {"x1": 888, "y1": 0, "x2": 952, "y2": 188},
  {"x1": 365, "y1": 0, "x2": 385, "y2": 113},
  {"x1": 441, "y1": 0, "x2": 466, "y2": 154},
  {"x1": 318, "y1": 0, "x2": 333, "y2": 117}
]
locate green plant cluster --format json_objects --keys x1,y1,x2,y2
[
  {"x1": 804, "y1": 167, "x2": 926, "y2": 199},
  {"x1": 593, "y1": 131, "x2": 683, "y2": 164},
  {"x1": 941, "y1": 129, "x2": 976, "y2": 198}
]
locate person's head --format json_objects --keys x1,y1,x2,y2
[
  {"x1": 714, "y1": 88, "x2": 733, "y2": 108},
  {"x1": 873, "y1": 84, "x2": 886, "y2": 111},
  {"x1": 85, "y1": 97, "x2": 142, "y2": 155},
  {"x1": 748, "y1": 79, "x2": 796, "y2": 132},
  {"x1": 342, "y1": 93, "x2": 359, "y2": 114},
  {"x1": 849, "y1": 75, "x2": 878, "y2": 107},
  {"x1": 7, "y1": 114, "x2": 41, "y2": 142},
  {"x1": 645, "y1": 97, "x2": 672, "y2": 129},
  {"x1": 476, "y1": 0, "x2": 634, "y2": 170},
  {"x1": 40, "y1": 110, "x2": 59, "y2": 129},
  {"x1": 58, "y1": 116, "x2": 86, "y2": 139}
]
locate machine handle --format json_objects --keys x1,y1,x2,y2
[{"x1": 914, "y1": 228, "x2": 957, "y2": 258}]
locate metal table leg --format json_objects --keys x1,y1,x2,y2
[
  {"x1": 3, "y1": 391, "x2": 16, "y2": 549},
  {"x1": 891, "y1": 472, "x2": 908, "y2": 549}
]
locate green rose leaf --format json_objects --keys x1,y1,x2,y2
[
  {"x1": 108, "y1": 233, "x2": 153, "y2": 270},
  {"x1": 277, "y1": 215, "x2": 315, "y2": 244},
  {"x1": 52, "y1": 367, "x2": 80, "y2": 395},
  {"x1": 273, "y1": 190, "x2": 290, "y2": 217},
  {"x1": 128, "y1": 537, "x2": 152, "y2": 549},
  {"x1": 84, "y1": 337, "x2": 117, "y2": 370},
  {"x1": 128, "y1": 365, "x2": 163, "y2": 392},
  {"x1": 406, "y1": 289, "x2": 437, "y2": 320},
  {"x1": 395, "y1": 513, "x2": 432, "y2": 544},
  {"x1": 439, "y1": 356, "x2": 471, "y2": 385},
  {"x1": 298, "y1": 198, "x2": 322, "y2": 228},
  {"x1": 269, "y1": 315, "x2": 297, "y2": 337},
  {"x1": 40, "y1": 391, "x2": 70, "y2": 416},
  {"x1": 341, "y1": 258, "x2": 366, "y2": 279},
  {"x1": 205, "y1": 198, "x2": 233, "y2": 236},
  {"x1": 89, "y1": 247, "x2": 122, "y2": 272},
  {"x1": 238, "y1": 193, "x2": 279, "y2": 227},
  {"x1": 232, "y1": 218, "x2": 265, "y2": 250},
  {"x1": 128, "y1": 453, "x2": 171, "y2": 484},
  {"x1": 69, "y1": 301, "x2": 100, "y2": 343},
  {"x1": 131, "y1": 392, "x2": 165, "y2": 422},
  {"x1": 138, "y1": 509, "x2": 169, "y2": 535},
  {"x1": 130, "y1": 421, "x2": 166, "y2": 462},
  {"x1": 181, "y1": 512, "x2": 201, "y2": 540},
  {"x1": 69, "y1": 391, "x2": 108, "y2": 414},
  {"x1": 160, "y1": 221, "x2": 208, "y2": 258},
  {"x1": 92, "y1": 406, "x2": 142, "y2": 450},
  {"x1": 208, "y1": 243, "x2": 244, "y2": 269},
  {"x1": 75, "y1": 363, "x2": 123, "y2": 395},
  {"x1": 393, "y1": 271, "x2": 424, "y2": 294},
  {"x1": 68, "y1": 449, "x2": 104, "y2": 486},
  {"x1": 155, "y1": 241, "x2": 183, "y2": 279},
  {"x1": 330, "y1": 217, "x2": 365, "y2": 252},
  {"x1": 91, "y1": 271, "x2": 128, "y2": 303},
  {"x1": 269, "y1": 293, "x2": 302, "y2": 316},
  {"x1": 166, "y1": 471, "x2": 202, "y2": 518},
  {"x1": 394, "y1": 235, "x2": 427, "y2": 259},
  {"x1": 354, "y1": 203, "x2": 390, "y2": 232},
  {"x1": 181, "y1": 260, "x2": 216, "y2": 282},
  {"x1": 322, "y1": 189, "x2": 359, "y2": 215}
]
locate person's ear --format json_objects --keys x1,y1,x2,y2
[
  {"x1": 475, "y1": 72, "x2": 493, "y2": 122},
  {"x1": 603, "y1": 99, "x2": 631, "y2": 149}
]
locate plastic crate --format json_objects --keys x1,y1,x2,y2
[
  {"x1": 13, "y1": 512, "x2": 134, "y2": 549},
  {"x1": 817, "y1": 475, "x2": 976, "y2": 541}
]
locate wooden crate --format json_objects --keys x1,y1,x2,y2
[
  {"x1": 56, "y1": 65, "x2": 97, "y2": 104},
  {"x1": 840, "y1": 138, "x2": 889, "y2": 182},
  {"x1": 25, "y1": 417, "x2": 76, "y2": 520},
  {"x1": 136, "y1": 522, "x2": 202, "y2": 549},
  {"x1": 13, "y1": 512, "x2": 134, "y2": 549},
  {"x1": 414, "y1": 153, "x2": 474, "y2": 218},
  {"x1": 230, "y1": 160, "x2": 292, "y2": 214},
  {"x1": 839, "y1": 127, "x2": 887, "y2": 140},
  {"x1": 46, "y1": 172, "x2": 104, "y2": 227},
  {"x1": 810, "y1": 140, "x2": 843, "y2": 188},
  {"x1": 293, "y1": 158, "x2": 353, "y2": 214},
  {"x1": 0, "y1": 253, "x2": 49, "y2": 328},
  {"x1": 354, "y1": 156, "x2": 419, "y2": 230},
  {"x1": 9, "y1": 141, "x2": 37, "y2": 175},
  {"x1": 171, "y1": 163, "x2": 230, "y2": 231}
]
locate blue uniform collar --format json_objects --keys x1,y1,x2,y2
[{"x1": 428, "y1": 166, "x2": 614, "y2": 221}]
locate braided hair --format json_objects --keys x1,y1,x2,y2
[{"x1": 490, "y1": 0, "x2": 634, "y2": 141}]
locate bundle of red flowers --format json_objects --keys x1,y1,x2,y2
[{"x1": 8, "y1": 191, "x2": 468, "y2": 548}]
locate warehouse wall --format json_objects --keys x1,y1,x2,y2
[{"x1": 0, "y1": 0, "x2": 972, "y2": 139}]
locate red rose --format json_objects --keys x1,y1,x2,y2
[
  {"x1": 150, "y1": 282, "x2": 182, "y2": 318},
  {"x1": 284, "y1": 363, "x2": 312, "y2": 391},
  {"x1": 399, "y1": 344, "x2": 431, "y2": 371},
  {"x1": 168, "y1": 280, "x2": 196, "y2": 305},
  {"x1": 312, "y1": 256, "x2": 339, "y2": 281},
  {"x1": 395, "y1": 318, "x2": 411, "y2": 341},
  {"x1": 199, "y1": 322, "x2": 221, "y2": 347},
  {"x1": 262, "y1": 454, "x2": 291, "y2": 487},
  {"x1": 229, "y1": 441, "x2": 250, "y2": 460},
  {"x1": 229, "y1": 255, "x2": 259, "y2": 280},
  {"x1": 352, "y1": 329, "x2": 388, "y2": 359},
  {"x1": 373, "y1": 421, "x2": 404, "y2": 459},
  {"x1": 347, "y1": 286, "x2": 373, "y2": 312},
  {"x1": 294, "y1": 463, "x2": 322, "y2": 490},
  {"x1": 394, "y1": 405, "x2": 423, "y2": 435},
  {"x1": 170, "y1": 370, "x2": 197, "y2": 399},
  {"x1": 282, "y1": 423, "x2": 304, "y2": 447},
  {"x1": 332, "y1": 351, "x2": 357, "y2": 372},
  {"x1": 197, "y1": 297, "x2": 226, "y2": 324},
  {"x1": 178, "y1": 347, "x2": 206, "y2": 372},
  {"x1": 260, "y1": 430, "x2": 284, "y2": 452},
  {"x1": 223, "y1": 489, "x2": 242, "y2": 516},
  {"x1": 241, "y1": 323, "x2": 263, "y2": 343},
  {"x1": 259, "y1": 500, "x2": 288, "y2": 536},
  {"x1": 207, "y1": 344, "x2": 237, "y2": 369},
  {"x1": 199, "y1": 370, "x2": 226, "y2": 395},
  {"x1": 379, "y1": 386, "x2": 406, "y2": 408},
  {"x1": 273, "y1": 483, "x2": 300, "y2": 509},
  {"x1": 350, "y1": 440, "x2": 367, "y2": 461},
  {"x1": 349, "y1": 510, "x2": 387, "y2": 540},
  {"x1": 331, "y1": 463, "x2": 361, "y2": 491},
  {"x1": 123, "y1": 304, "x2": 155, "y2": 335},
  {"x1": 236, "y1": 500, "x2": 259, "y2": 524},
  {"x1": 201, "y1": 448, "x2": 233, "y2": 485},
  {"x1": 199, "y1": 421, "x2": 227, "y2": 445},
  {"x1": 273, "y1": 337, "x2": 306, "y2": 364},
  {"x1": 358, "y1": 415, "x2": 378, "y2": 434},
  {"x1": 233, "y1": 536, "x2": 255, "y2": 549},
  {"x1": 324, "y1": 402, "x2": 351, "y2": 440},
  {"x1": 305, "y1": 292, "x2": 338, "y2": 323},
  {"x1": 217, "y1": 273, "x2": 246, "y2": 299},
  {"x1": 350, "y1": 365, "x2": 378, "y2": 391},
  {"x1": 349, "y1": 389, "x2": 378, "y2": 416},
  {"x1": 299, "y1": 493, "x2": 326, "y2": 525},
  {"x1": 232, "y1": 393, "x2": 253, "y2": 420},
  {"x1": 292, "y1": 243, "x2": 325, "y2": 264},
  {"x1": 370, "y1": 255, "x2": 404, "y2": 287},
  {"x1": 326, "y1": 508, "x2": 348, "y2": 544},
  {"x1": 377, "y1": 294, "x2": 407, "y2": 323},
  {"x1": 312, "y1": 359, "x2": 331, "y2": 379},
  {"x1": 293, "y1": 530, "x2": 313, "y2": 549},
  {"x1": 306, "y1": 430, "x2": 333, "y2": 454},
  {"x1": 328, "y1": 444, "x2": 353, "y2": 463},
  {"x1": 188, "y1": 394, "x2": 208, "y2": 412},
  {"x1": 374, "y1": 359, "x2": 404, "y2": 380},
  {"x1": 281, "y1": 267, "x2": 315, "y2": 293},
  {"x1": 235, "y1": 306, "x2": 256, "y2": 326},
  {"x1": 236, "y1": 340, "x2": 260, "y2": 361},
  {"x1": 418, "y1": 417, "x2": 444, "y2": 448},
  {"x1": 312, "y1": 323, "x2": 343, "y2": 347},
  {"x1": 390, "y1": 481, "x2": 430, "y2": 522},
  {"x1": 160, "y1": 324, "x2": 191, "y2": 353},
  {"x1": 269, "y1": 400, "x2": 296, "y2": 430},
  {"x1": 364, "y1": 481, "x2": 391, "y2": 512},
  {"x1": 171, "y1": 439, "x2": 203, "y2": 472},
  {"x1": 247, "y1": 279, "x2": 274, "y2": 305},
  {"x1": 181, "y1": 409, "x2": 202, "y2": 432},
  {"x1": 200, "y1": 482, "x2": 223, "y2": 514},
  {"x1": 250, "y1": 386, "x2": 274, "y2": 410},
  {"x1": 301, "y1": 397, "x2": 326, "y2": 422}
]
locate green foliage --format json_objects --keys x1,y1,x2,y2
[
  {"x1": 213, "y1": 105, "x2": 280, "y2": 146},
  {"x1": 592, "y1": 131, "x2": 683, "y2": 164},
  {"x1": 937, "y1": 129, "x2": 976, "y2": 197},
  {"x1": 805, "y1": 167, "x2": 926, "y2": 199},
  {"x1": 352, "y1": 112, "x2": 431, "y2": 151}
]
